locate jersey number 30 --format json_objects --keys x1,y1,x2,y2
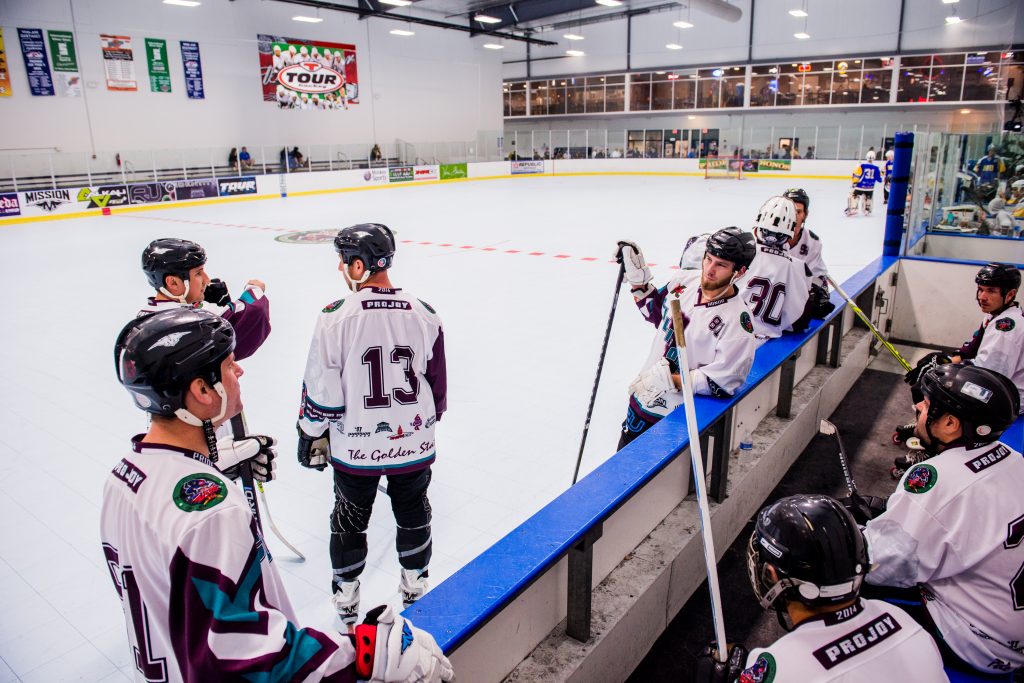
[
  {"x1": 1006, "y1": 513, "x2": 1024, "y2": 610},
  {"x1": 746, "y1": 277, "x2": 787, "y2": 327},
  {"x1": 362, "y1": 346, "x2": 418, "y2": 409}
]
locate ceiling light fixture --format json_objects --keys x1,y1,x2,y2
[
  {"x1": 673, "y1": 20, "x2": 694, "y2": 28},
  {"x1": 163, "y1": 0, "x2": 201, "y2": 6},
  {"x1": 688, "y1": 115, "x2": 696, "y2": 119},
  {"x1": 379, "y1": 0, "x2": 412, "y2": 5},
  {"x1": 566, "y1": 49, "x2": 585, "y2": 56},
  {"x1": 390, "y1": 28, "x2": 415, "y2": 35},
  {"x1": 595, "y1": 0, "x2": 622, "y2": 7},
  {"x1": 942, "y1": 0, "x2": 959, "y2": 3},
  {"x1": 960, "y1": 108, "x2": 971, "y2": 114},
  {"x1": 945, "y1": 15, "x2": 962, "y2": 23},
  {"x1": 563, "y1": 33, "x2": 585, "y2": 40},
  {"x1": 474, "y1": 14, "x2": 501, "y2": 23},
  {"x1": 483, "y1": 43, "x2": 504, "y2": 49},
  {"x1": 666, "y1": 43, "x2": 683, "y2": 50},
  {"x1": 794, "y1": 31, "x2": 810, "y2": 39},
  {"x1": 293, "y1": 15, "x2": 324, "y2": 22},
  {"x1": 788, "y1": 9, "x2": 807, "y2": 17}
]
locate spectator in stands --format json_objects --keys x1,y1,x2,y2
[
  {"x1": 805, "y1": 146, "x2": 816, "y2": 159},
  {"x1": 780, "y1": 145, "x2": 792, "y2": 159},
  {"x1": 291, "y1": 147, "x2": 307, "y2": 168},
  {"x1": 974, "y1": 145, "x2": 1006, "y2": 185},
  {"x1": 541, "y1": 144, "x2": 550, "y2": 160},
  {"x1": 239, "y1": 147, "x2": 253, "y2": 170},
  {"x1": 370, "y1": 144, "x2": 383, "y2": 162},
  {"x1": 609, "y1": 148, "x2": 622, "y2": 159},
  {"x1": 791, "y1": 146, "x2": 802, "y2": 159},
  {"x1": 228, "y1": 147, "x2": 238, "y2": 168}
]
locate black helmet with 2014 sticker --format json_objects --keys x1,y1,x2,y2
[
  {"x1": 334, "y1": 223, "x2": 396, "y2": 273},
  {"x1": 975, "y1": 262, "x2": 1021, "y2": 295},
  {"x1": 917, "y1": 363, "x2": 1019, "y2": 447},
  {"x1": 141, "y1": 238, "x2": 207, "y2": 291},
  {"x1": 706, "y1": 227, "x2": 756, "y2": 271}
]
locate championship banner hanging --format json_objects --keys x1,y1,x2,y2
[
  {"x1": 47, "y1": 30, "x2": 82, "y2": 98},
  {"x1": 257, "y1": 33, "x2": 358, "y2": 110},
  {"x1": 0, "y1": 28, "x2": 13, "y2": 97},
  {"x1": 17, "y1": 28, "x2": 54, "y2": 96},
  {"x1": 180, "y1": 41, "x2": 204, "y2": 99},
  {"x1": 145, "y1": 38, "x2": 171, "y2": 93},
  {"x1": 100, "y1": 34, "x2": 137, "y2": 91}
]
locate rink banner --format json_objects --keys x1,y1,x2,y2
[
  {"x1": 144, "y1": 38, "x2": 171, "y2": 93},
  {"x1": 758, "y1": 159, "x2": 792, "y2": 171},
  {"x1": 180, "y1": 41, "x2": 204, "y2": 99},
  {"x1": 413, "y1": 165, "x2": 439, "y2": 181},
  {"x1": 257, "y1": 33, "x2": 358, "y2": 110},
  {"x1": 17, "y1": 28, "x2": 54, "y2": 96},
  {"x1": 128, "y1": 181, "x2": 176, "y2": 204},
  {"x1": 101, "y1": 34, "x2": 137, "y2": 91},
  {"x1": 217, "y1": 176, "x2": 258, "y2": 196},
  {"x1": 511, "y1": 160, "x2": 545, "y2": 175},
  {"x1": 388, "y1": 166, "x2": 414, "y2": 183},
  {"x1": 0, "y1": 29, "x2": 11, "y2": 97},
  {"x1": 21, "y1": 189, "x2": 73, "y2": 212},
  {"x1": 0, "y1": 193, "x2": 20, "y2": 217},
  {"x1": 440, "y1": 163, "x2": 468, "y2": 180},
  {"x1": 77, "y1": 185, "x2": 129, "y2": 209},
  {"x1": 173, "y1": 178, "x2": 218, "y2": 199},
  {"x1": 47, "y1": 31, "x2": 82, "y2": 97},
  {"x1": 698, "y1": 158, "x2": 729, "y2": 170},
  {"x1": 362, "y1": 168, "x2": 388, "y2": 185}
]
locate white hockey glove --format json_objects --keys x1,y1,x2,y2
[
  {"x1": 216, "y1": 435, "x2": 277, "y2": 482},
  {"x1": 296, "y1": 424, "x2": 329, "y2": 471},
  {"x1": 629, "y1": 358, "x2": 678, "y2": 409},
  {"x1": 615, "y1": 240, "x2": 653, "y2": 289},
  {"x1": 353, "y1": 605, "x2": 454, "y2": 682}
]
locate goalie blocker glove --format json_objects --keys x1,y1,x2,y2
[
  {"x1": 296, "y1": 424, "x2": 329, "y2": 471},
  {"x1": 216, "y1": 434, "x2": 277, "y2": 482},
  {"x1": 353, "y1": 605, "x2": 454, "y2": 682},
  {"x1": 615, "y1": 240, "x2": 653, "y2": 292}
]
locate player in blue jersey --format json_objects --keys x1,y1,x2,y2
[
  {"x1": 973, "y1": 145, "x2": 1005, "y2": 185},
  {"x1": 846, "y1": 151, "x2": 882, "y2": 216}
]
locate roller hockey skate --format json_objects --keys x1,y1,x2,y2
[
  {"x1": 332, "y1": 579, "x2": 360, "y2": 625},
  {"x1": 891, "y1": 422, "x2": 916, "y2": 445},
  {"x1": 399, "y1": 568, "x2": 429, "y2": 608},
  {"x1": 890, "y1": 438, "x2": 926, "y2": 480}
]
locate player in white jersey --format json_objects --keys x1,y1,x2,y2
[
  {"x1": 694, "y1": 494, "x2": 947, "y2": 683},
  {"x1": 103, "y1": 308, "x2": 453, "y2": 682},
  {"x1": 739, "y1": 196, "x2": 814, "y2": 342},
  {"x1": 298, "y1": 224, "x2": 447, "y2": 625},
  {"x1": 883, "y1": 149, "x2": 894, "y2": 203},
  {"x1": 783, "y1": 188, "x2": 836, "y2": 321},
  {"x1": 616, "y1": 228, "x2": 757, "y2": 448},
  {"x1": 864, "y1": 364, "x2": 1024, "y2": 675}
]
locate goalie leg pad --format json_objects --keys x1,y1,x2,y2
[{"x1": 865, "y1": 194, "x2": 874, "y2": 214}]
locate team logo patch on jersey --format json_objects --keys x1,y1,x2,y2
[
  {"x1": 375, "y1": 421, "x2": 393, "y2": 433},
  {"x1": 740, "y1": 311, "x2": 754, "y2": 334},
  {"x1": 903, "y1": 463, "x2": 938, "y2": 494},
  {"x1": 995, "y1": 317, "x2": 1015, "y2": 332},
  {"x1": 739, "y1": 653, "x2": 775, "y2": 683},
  {"x1": 173, "y1": 473, "x2": 227, "y2": 512},
  {"x1": 322, "y1": 299, "x2": 345, "y2": 313}
]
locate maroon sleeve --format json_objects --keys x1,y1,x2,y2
[
  {"x1": 222, "y1": 294, "x2": 271, "y2": 361},
  {"x1": 425, "y1": 327, "x2": 447, "y2": 421},
  {"x1": 956, "y1": 324, "x2": 984, "y2": 360},
  {"x1": 635, "y1": 284, "x2": 668, "y2": 328}
]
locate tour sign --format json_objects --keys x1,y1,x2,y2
[{"x1": 277, "y1": 62, "x2": 343, "y2": 94}]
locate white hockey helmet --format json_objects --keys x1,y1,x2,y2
[
  {"x1": 679, "y1": 233, "x2": 711, "y2": 269},
  {"x1": 866, "y1": 150, "x2": 876, "y2": 162},
  {"x1": 885, "y1": 150, "x2": 894, "y2": 161},
  {"x1": 988, "y1": 197, "x2": 1006, "y2": 213},
  {"x1": 1012, "y1": 179, "x2": 1024, "y2": 191},
  {"x1": 754, "y1": 196, "x2": 797, "y2": 246}
]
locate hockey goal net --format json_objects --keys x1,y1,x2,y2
[{"x1": 702, "y1": 157, "x2": 743, "y2": 180}]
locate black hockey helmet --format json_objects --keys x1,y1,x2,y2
[
  {"x1": 142, "y1": 238, "x2": 207, "y2": 291},
  {"x1": 783, "y1": 188, "x2": 810, "y2": 212},
  {"x1": 917, "y1": 364, "x2": 1019, "y2": 447},
  {"x1": 334, "y1": 223, "x2": 396, "y2": 273},
  {"x1": 115, "y1": 308, "x2": 235, "y2": 418},
  {"x1": 706, "y1": 227, "x2": 756, "y2": 270},
  {"x1": 747, "y1": 494, "x2": 867, "y2": 611},
  {"x1": 975, "y1": 262, "x2": 1021, "y2": 295}
]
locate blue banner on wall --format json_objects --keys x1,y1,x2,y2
[
  {"x1": 17, "y1": 28, "x2": 54, "y2": 96},
  {"x1": 180, "y1": 40, "x2": 204, "y2": 100}
]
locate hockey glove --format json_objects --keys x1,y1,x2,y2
[
  {"x1": 839, "y1": 493, "x2": 888, "y2": 526},
  {"x1": 903, "y1": 351, "x2": 951, "y2": 387},
  {"x1": 693, "y1": 641, "x2": 747, "y2": 683},
  {"x1": 204, "y1": 278, "x2": 232, "y2": 307},
  {"x1": 629, "y1": 358, "x2": 678, "y2": 410},
  {"x1": 615, "y1": 240, "x2": 653, "y2": 289},
  {"x1": 353, "y1": 605, "x2": 454, "y2": 682},
  {"x1": 296, "y1": 424, "x2": 329, "y2": 471},
  {"x1": 216, "y1": 435, "x2": 277, "y2": 482},
  {"x1": 809, "y1": 284, "x2": 836, "y2": 319}
]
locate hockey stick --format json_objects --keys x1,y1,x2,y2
[
  {"x1": 571, "y1": 261, "x2": 626, "y2": 485},
  {"x1": 230, "y1": 413, "x2": 306, "y2": 561},
  {"x1": 825, "y1": 275, "x2": 913, "y2": 372},
  {"x1": 818, "y1": 419, "x2": 857, "y2": 497},
  {"x1": 669, "y1": 297, "x2": 728, "y2": 660}
]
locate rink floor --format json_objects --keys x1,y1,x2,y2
[{"x1": 0, "y1": 173, "x2": 885, "y2": 681}]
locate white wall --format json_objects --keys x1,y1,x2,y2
[{"x1": 0, "y1": 0, "x2": 503, "y2": 155}]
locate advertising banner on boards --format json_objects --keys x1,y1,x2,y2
[{"x1": 511, "y1": 160, "x2": 544, "y2": 175}]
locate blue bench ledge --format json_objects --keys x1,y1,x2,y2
[{"x1": 406, "y1": 255, "x2": 899, "y2": 653}]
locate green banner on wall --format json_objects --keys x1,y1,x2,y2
[
  {"x1": 440, "y1": 163, "x2": 468, "y2": 180},
  {"x1": 47, "y1": 30, "x2": 78, "y2": 71},
  {"x1": 758, "y1": 159, "x2": 792, "y2": 171},
  {"x1": 145, "y1": 37, "x2": 171, "y2": 92}
]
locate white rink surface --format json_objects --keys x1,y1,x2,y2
[{"x1": 0, "y1": 174, "x2": 884, "y2": 681}]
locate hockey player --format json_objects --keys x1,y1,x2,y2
[
  {"x1": 739, "y1": 196, "x2": 815, "y2": 341},
  {"x1": 104, "y1": 308, "x2": 453, "y2": 682},
  {"x1": 140, "y1": 238, "x2": 270, "y2": 362},
  {"x1": 973, "y1": 144, "x2": 1005, "y2": 185},
  {"x1": 694, "y1": 494, "x2": 947, "y2": 683},
  {"x1": 297, "y1": 223, "x2": 446, "y2": 625},
  {"x1": 864, "y1": 364, "x2": 1024, "y2": 675},
  {"x1": 882, "y1": 149, "x2": 894, "y2": 203},
  {"x1": 783, "y1": 187, "x2": 834, "y2": 319},
  {"x1": 616, "y1": 227, "x2": 757, "y2": 449},
  {"x1": 846, "y1": 151, "x2": 882, "y2": 216}
]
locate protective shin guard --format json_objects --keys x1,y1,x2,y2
[
  {"x1": 395, "y1": 523, "x2": 432, "y2": 570},
  {"x1": 330, "y1": 531, "x2": 368, "y2": 588},
  {"x1": 865, "y1": 196, "x2": 874, "y2": 214}
]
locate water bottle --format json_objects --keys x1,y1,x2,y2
[{"x1": 739, "y1": 429, "x2": 753, "y2": 452}]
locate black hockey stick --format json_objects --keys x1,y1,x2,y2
[
  {"x1": 572, "y1": 261, "x2": 626, "y2": 485},
  {"x1": 818, "y1": 419, "x2": 857, "y2": 497}
]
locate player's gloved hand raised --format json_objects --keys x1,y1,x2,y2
[
  {"x1": 353, "y1": 605, "x2": 454, "y2": 682},
  {"x1": 629, "y1": 357, "x2": 678, "y2": 409},
  {"x1": 216, "y1": 435, "x2": 277, "y2": 482},
  {"x1": 296, "y1": 424, "x2": 329, "y2": 471},
  {"x1": 839, "y1": 493, "x2": 888, "y2": 526},
  {"x1": 204, "y1": 278, "x2": 231, "y2": 307},
  {"x1": 809, "y1": 284, "x2": 836, "y2": 319},
  {"x1": 693, "y1": 641, "x2": 747, "y2": 683},
  {"x1": 904, "y1": 351, "x2": 952, "y2": 386},
  {"x1": 615, "y1": 240, "x2": 653, "y2": 289}
]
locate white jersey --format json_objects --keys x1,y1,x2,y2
[
  {"x1": 740, "y1": 599, "x2": 947, "y2": 683},
  {"x1": 631, "y1": 271, "x2": 756, "y2": 417},
  {"x1": 959, "y1": 303, "x2": 1024, "y2": 413},
  {"x1": 791, "y1": 228, "x2": 829, "y2": 290},
  {"x1": 100, "y1": 438, "x2": 357, "y2": 681},
  {"x1": 738, "y1": 244, "x2": 812, "y2": 339},
  {"x1": 864, "y1": 440, "x2": 1024, "y2": 674},
  {"x1": 299, "y1": 286, "x2": 446, "y2": 475}
]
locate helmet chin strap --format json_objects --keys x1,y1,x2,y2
[
  {"x1": 173, "y1": 381, "x2": 228, "y2": 461},
  {"x1": 343, "y1": 264, "x2": 371, "y2": 292},
  {"x1": 159, "y1": 279, "x2": 190, "y2": 304}
]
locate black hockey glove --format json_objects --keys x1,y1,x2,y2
[
  {"x1": 204, "y1": 278, "x2": 231, "y2": 307},
  {"x1": 839, "y1": 493, "x2": 888, "y2": 526},
  {"x1": 217, "y1": 435, "x2": 277, "y2": 483},
  {"x1": 809, "y1": 284, "x2": 836, "y2": 319},
  {"x1": 693, "y1": 642, "x2": 748, "y2": 683},
  {"x1": 903, "y1": 351, "x2": 951, "y2": 386},
  {"x1": 296, "y1": 424, "x2": 329, "y2": 471}
]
